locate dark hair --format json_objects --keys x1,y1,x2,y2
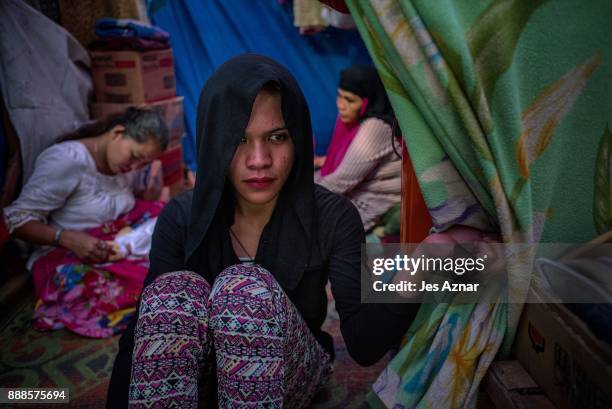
[
  {"x1": 260, "y1": 80, "x2": 281, "y2": 95},
  {"x1": 60, "y1": 107, "x2": 169, "y2": 150}
]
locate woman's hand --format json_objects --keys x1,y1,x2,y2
[
  {"x1": 313, "y1": 155, "x2": 326, "y2": 169},
  {"x1": 59, "y1": 230, "x2": 112, "y2": 262},
  {"x1": 391, "y1": 226, "x2": 503, "y2": 299}
]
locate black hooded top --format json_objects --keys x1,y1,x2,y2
[
  {"x1": 107, "y1": 54, "x2": 418, "y2": 408},
  {"x1": 185, "y1": 54, "x2": 317, "y2": 291},
  {"x1": 338, "y1": 65, "x2": 395, "y2": 126}
]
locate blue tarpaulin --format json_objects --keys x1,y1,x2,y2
[{"x1": 147, "y1": 0, "x2": 371, "y2": 170}]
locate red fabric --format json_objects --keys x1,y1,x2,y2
[
  {"x1": 159, "y1": 146, "x2": 183, "y2": 185},
  {"x1": 318, "y1": 0, "x2": 350, "y2": 13},
  {"x1": 401, "y1": 146, "x2": 433, "y2": 243},
  {"x1": 0, "y1": 214, "x2": 8, "y2": 248},
  {"x1": 319, "y1": 117, "x2": 359, "y2": 176},
  {"x1": 319, "y1": 98, "x2": 368, "y2": 176}
]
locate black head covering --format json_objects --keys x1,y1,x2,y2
[
  {"x1": 338, "y1": 65, "x2": 395, "y2": 126},
  {"x1": 185, "y1": 54, "x2": 315, "y2": 290}
]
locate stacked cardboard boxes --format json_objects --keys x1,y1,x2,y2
[
  {"x1": 90, "y1": 49, "x2": 176, "y2": 104},
  {"x1": 513, "y1": 233, "x2": 612, "y2": 409},
  {"x1": 89, "y1": 48, "x2": 186, "y2": 196},
  {"x1": 513, "y1": 286, "x2": 612, "y2": 408}
]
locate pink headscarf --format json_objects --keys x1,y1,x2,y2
[{"x1": 319, "y1": 98, "x2": 368, "y2": 176}]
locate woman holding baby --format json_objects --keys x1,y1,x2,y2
[{"x1": 2, "y1": 108, "x2": 168, "y2": 337}]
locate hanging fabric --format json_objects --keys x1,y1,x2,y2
[
  {"x1": 145, "y1": 0, "x2": 372, "y2": 170},
  {"x1": 345, "y1": 0, "x2": 612, "y2": 407},
  {"x1": 0, "y1": 0, "x2": 92, "y2": 184}
]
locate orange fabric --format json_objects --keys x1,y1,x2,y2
[
  {"x1": 400, "y1": 145, "x2": 431, "y2": 243},
  {"x1": 318, "y1": 0, "x2": 350, "y2": 13}
]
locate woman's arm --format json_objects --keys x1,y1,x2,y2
[
  {"x1": 3, "y1": 143, "x2": 114, "y2": 261},
  {"x1": 106, "y1": 192, "x2": 191, "y2": 409},
  {"x1": 12, "y1": 220, "x2": 59, "y2": 246},
  {"x1": 3, "y1": 143, "x2": 83, "y2": 235},
  {"x1": 12, "y1": 220, "x2": 111, "y2": 262},
  {"x1": 316, "y1": 118, "x2": 394, "y2": 195},
  {"x1": 328, "y1": 201, "x2": 419, "y2": 366}
]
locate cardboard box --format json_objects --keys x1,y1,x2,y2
[
  {"x1": 90, "y1": 96, "x2": 185, "y2": 148},
  {"x1": 90, "y1": 49, "x2": 175, "y2": 103},
  {"x1": 159, "y1": 145, "x2": 183, "y2": 186},
  {"x1": 513, "y1": 285, "x2": 612, "y2": 409},
  {"x1": 483, "y1": 360, "x2": 556, "y2": 409}
]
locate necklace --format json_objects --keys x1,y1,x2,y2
[{"x1": 229, "y1": 227, "x2": 254, "y2": 260}]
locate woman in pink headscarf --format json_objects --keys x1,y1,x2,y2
[{"x1": 315, "y1": 65, "x2": 401, "y2": 231}]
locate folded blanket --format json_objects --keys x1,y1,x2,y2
[
  {"x1": 88, "y1": 36, "x2": 170, "y2": 51},
  {"x1": 95, "y1": 17, "x2": 170, "y2": 41}
]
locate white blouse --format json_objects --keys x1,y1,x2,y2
[
  {"x1": 315, "y1": 118, "x2": 401, "y2": 231},
  {"x1": 3, "y1": 141, "x2": 136, "y2": 267}
]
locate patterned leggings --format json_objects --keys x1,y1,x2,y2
[{"x1": 129, "y1": 265, "x2": 332, "y2": 408}]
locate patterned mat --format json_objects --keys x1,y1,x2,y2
[{"x1": 0, "y1": 291, "x2": 387, "y2": 408}]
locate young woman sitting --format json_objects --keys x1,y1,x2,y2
[
  {"x1": 2, "y1": 108, "x2": 168, "y2": 337},
  {"x1": 316, "y1": 65, "x2": 401, "y2": 232},
  {"x1": 106, "y1": 55, "x2": 419, "y2": 408}
]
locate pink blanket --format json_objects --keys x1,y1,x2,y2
[{"x1": 31, "y1": 200, "x2": 164, "y2": 338}]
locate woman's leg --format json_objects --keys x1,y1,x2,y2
[
  {"x1": 129, "y1": 271, "x2": 211, "y2": 409},
  {"x1": 209, "y1": 265, "x2": 332, "y2": 409}
]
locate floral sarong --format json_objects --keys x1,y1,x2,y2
[{"x1": 31, "y1": 200, "x2": 164, "y2": 338}]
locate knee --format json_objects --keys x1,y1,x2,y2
[
  {"x1": 139, "y1": 270, "x2": 211, "y2": 316},
  {"x1": 208, "y1": 265, "x2": 285, "y2": 319},
  {"x1": 208, "y1": 265, "x2": 286, "y2": 339},
  {"x1": 209, "y1": 264, "x2": 277, "y2": 303}
]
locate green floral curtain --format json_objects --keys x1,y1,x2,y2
[{"x1": 345, "y1": 0, "x2": 612, "y2": 407}]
